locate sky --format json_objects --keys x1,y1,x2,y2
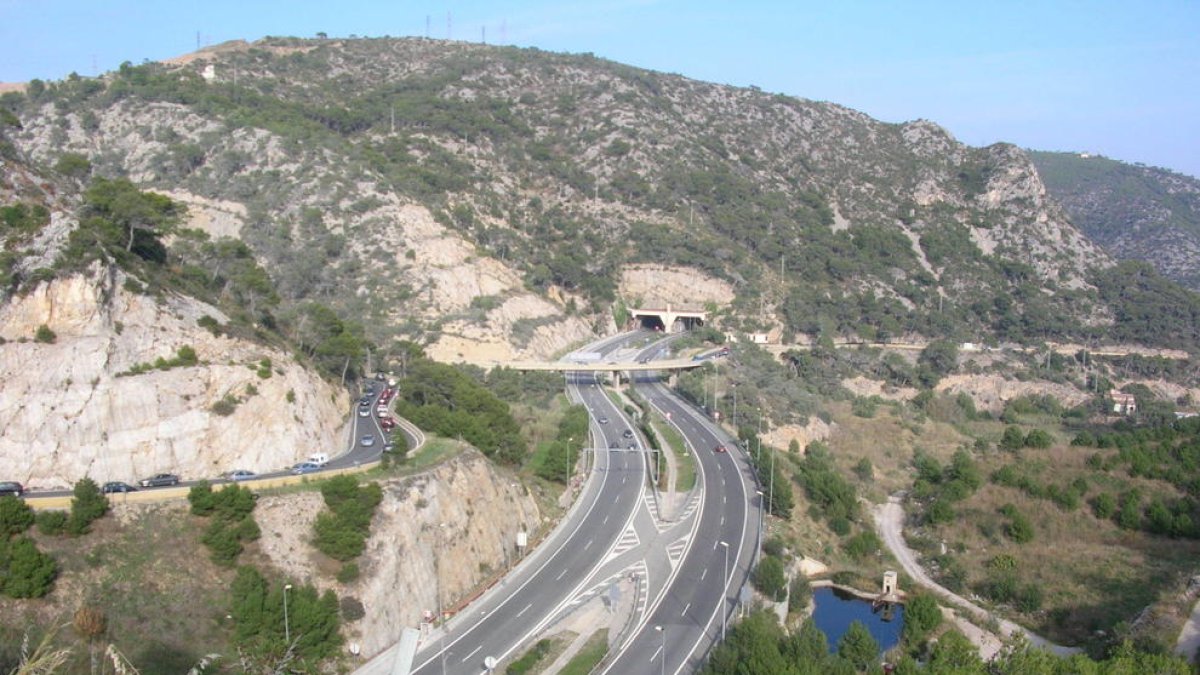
[{"x1": 1, "y1": 0, "x2": 1198, "y2": 178}]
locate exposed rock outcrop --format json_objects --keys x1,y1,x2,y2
[
  {"x1": 0, "y1": 265, "x2": 348, "y2": 488},
  {"x1": 253, "y1": 448, "x2": 540, "y2": 659}
]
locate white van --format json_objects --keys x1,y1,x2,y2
[{"x1": 308, "y1": 453, "x2": 330, "y2": 467}]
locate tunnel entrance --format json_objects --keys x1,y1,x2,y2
[{"x1": 638, "y1": 315, "x2": 666, "y2": 331}]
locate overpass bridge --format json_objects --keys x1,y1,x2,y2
[
  {"x1": 504, "y1": 357, "x2": 704, "y2": 373},
  {"x1": 502, "y1": 356, "x2": 707, "y2": 389}
]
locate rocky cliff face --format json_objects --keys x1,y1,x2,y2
[
  {"x1": 254, "y1": 448, "x2": 540, "y2": 659},
  {"x1": 0, "y1": 265, "x2": 348, "y2": 487}
]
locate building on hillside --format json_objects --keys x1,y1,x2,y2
[{"x1": 1110, "y1": 390, "x2": 1137, "y2": 415}]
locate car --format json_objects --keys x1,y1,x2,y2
[
  {"x1": 358, "y1": 406, "x2": 371, "y2": 417},
  {"x1": 714, "y1": 444, "x2": 727, "y2": 453},
  {"x1": 622, "y1": 429, "x2": 634, "y2": 439},
  {"x1": 365, "y1": 384, "x2": 376, "y2": 395},
  {"x1": 101, "y1": 481, "x2": 136, "y2": 494},
  {"x1": 0, "y1": 481, "x2": 25, "y2": 497},
  {"x1": 138, "y1": 473, "x2": 180, "y2": 488},
  {"x1": 609, "y1": 440, "x2": 620, "y2": 449},
  {"x1": 380, "y1": 417, "x2": 397, "y2": 431},
  {"x1": 627, "y1": 440, "x2": 638, "y2": 449},
  {"x1": 359, "y1": 396, "x2": 371, "y2": 405},
  {"x1": 383, "y1": 441, "x2": 395, "y2": 453},
  {"x1": 598, "y1": 416, "x2": 609, "y2": 424},
  {"x1": 361, "y1": 433, "x2": 376, "y2": 447},
  {"x1": 227, "y1": 470, "x2": 256, "y2": 481},
  {"x1": 291, "y1": 462, "x2": 320, "y2": 475}
]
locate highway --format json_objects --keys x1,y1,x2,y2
[
  {"x1": 360, "y1": 333, "x2": 651, "y2": 675},
  {"x1": 600, "y1": 369, "x2": 761, "y2": 674}
]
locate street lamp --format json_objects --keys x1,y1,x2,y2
[
  {"x1": 655, "y1": 625, "x2": 665, "y2": 675},
  {"x1": 437, "y1": 523, "x2": 448, "y2": 675},
  {"x1": 718, "y1": 541, "x2": 730, "y2": 641},
  {"x1": 283, "y1": 583, "x2": 293, "y2": 646}
]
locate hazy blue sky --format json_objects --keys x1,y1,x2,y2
[{"x1": 2, "y1": 0, "x2": 1198, "y2": 177}]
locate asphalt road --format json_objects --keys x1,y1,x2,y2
[
  {"x1": 397, "y1": 334, "x2": 650, "y2": 675},
  {"x1": 601, "y1": 372, "x2": 761, "y2": 674}
]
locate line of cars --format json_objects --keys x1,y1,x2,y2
[{"x1": 8, "y1": 379, "x2": 399, "y2": 499}]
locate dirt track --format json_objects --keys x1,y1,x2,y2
[{"x1": 873, "y1": 497, "x2": 1082, "y2": 658}]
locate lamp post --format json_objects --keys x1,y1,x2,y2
[
  {"x1": 755, "y1": 490, "x2": 765, "y2": 549},
  {"x1": 655, "y1": 625, "x2": 665, "y2": 675},
  {"x1": 283, "y1": 583, "x2": 293, "y2": 646},
  {"x1": 769, "y1": 446, "x2": 776, "y2": 518},
  {"x1": 437, "y1": 522, "x2": 448, "y2": 675},
  {"x1": 732, "y1": 384, "x2": 738, "y2": 434},
  {"x1": 718, "y1": 541, "x2": 730, "y2": 641}
]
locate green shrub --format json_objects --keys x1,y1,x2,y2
[
  {"x1": 507, "y1": 639, "x2": 552, "y2": 675},
  {"x1": 842, "y1": 530, "x2": 882, "y2": 561},
  {"x1": 0, "y1": 496, "x2": 34, "y2": 536},
  {"x1": 210, "y1": 395, "x2": 239, "y2": 416},
  {"x1": 1, "y1": 537, "x2": 57, "y2": 598},
  {"x1": 66, "y1": 477, "x2": 109, "y2": 535},
  {"x1": 35, "y1": 510, "x2": 67, "y2": 535},
  {"x1": 188, "y1": 481, "x2": 216, "y2": 515},
  {"x1": 34, "y1": 324, "x2": 56, "y2": 344},
  {"x1": 788, "y1": 574, "x2": 812, "y2": 614},
  {"x1": 752, "y1": 555, "x2": 788, "y2": 602},
  {"x1": 313, "y1": 477, "x2": 382, "y2": 562},
  {"x1": 902, "y1": 594, "x2": 942, "y2": 645},
  {"x1": 336, "y1": 562, "x2": 360, "y2": 584}
]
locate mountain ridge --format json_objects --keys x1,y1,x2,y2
[{"x1": 3, "y1": 36, "x2": 1199, "y2": 356}]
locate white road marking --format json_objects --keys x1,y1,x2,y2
[
  {"x1": 700, "y1": 568, "x2": 708, "y2": 581},
  {"x1": 651, "y1": 645, "x2": 663, "y2": 662},
  {"x1": 681, "y1": 602, "x2": 691, "y2": 616},
  {"x1": 516, "y1": 602, "x2": 532, "y2": 617},
  {"x1": 603, "y1": 514, "x2": 609, "y2": 525},
  {"x1": 462, "y1": 645, "x2": 482, "y2": 662},
  {"x1": 584, "y1": 538, "x2": 593, "y2": 550},
  {"x1": 556, "y1": 568, "x2": 568, "y2": 581}
]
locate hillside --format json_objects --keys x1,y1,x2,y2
[
  {"x1": 5, "y1": 36, "x2": 1199, "y2": 355},
  {"x1": 1031, "y1": 151, "x2": 1200, "y2": 290},
  {"x1": 0, "y1": 144, "x2": 348, "y2": 487}
]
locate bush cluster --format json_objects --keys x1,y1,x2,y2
[
  {"x1": 229, "y1": 565, "x2": 341, "y2": 663},
  {"x1": 188, "y1": 482, "x2": 260, "y2": 566},
  {"x1": 312, "y1": 476, "x2": 382, "y2": 562},
  {"x1": 0, "y1": 496, "x2": 56, "y2": 598}
]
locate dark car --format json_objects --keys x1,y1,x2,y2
[
  {"x1": 138, "y1": 473, "x2": 180, "y2": 488},
  {"x1": 622, "y1": 429, "x2": 634, "y2": 439},
  {"x1": 101, "y1": 481, "x2": 136, "y2": 494},
  {"x1": 609, "y1": 440, "x2": 620, "y2": 449},
  {"x1": 627, "y1": 440, "x2": 638, "y2": 449},
  {"x1": 598, "y1": 416, "x2": 609, "y2": 424},
  {"x1": 0, "y1": 481, "x2": 24, "y2": 497}
]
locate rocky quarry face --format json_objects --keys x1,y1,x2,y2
[
  {"x1": 0, "y1": 265, "x2": 348, "y2": 488},
  {"x1": 253, "y1": 448, "x2": 541, "y2": 659}
]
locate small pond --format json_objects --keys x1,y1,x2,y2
[{"x1": 811, "y1": 586, "x2": 905, "y2": 654}]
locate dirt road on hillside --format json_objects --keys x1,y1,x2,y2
[{"x1": 873, "y1": 497, "x2": 1082, "y2": 658}]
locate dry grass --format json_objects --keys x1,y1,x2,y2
[
  {"x1": 824, "y1": 401, "x2": 969, "y2": 500},
  {"x1": 0, "y1": 503, "x2": 238, "y2": 674},
  {"x1": 915, "y1": 443, "x2": 1200, "y2": 647}
]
